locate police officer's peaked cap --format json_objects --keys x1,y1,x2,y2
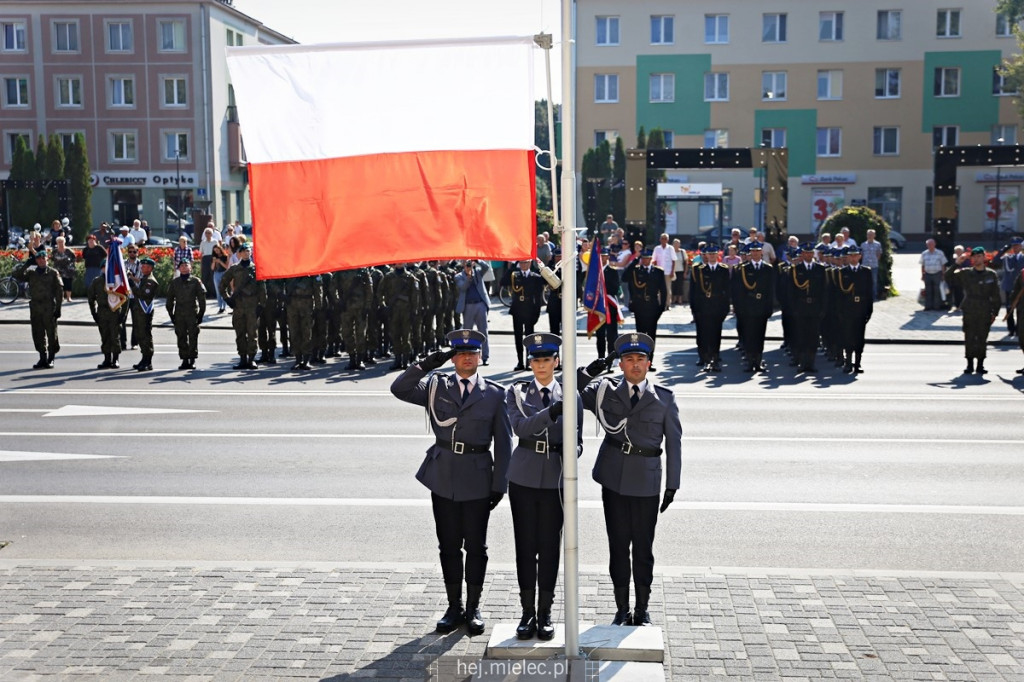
[
  {"x1": 526, "y1": 333, "x2": 561, "y2": 358},
  {"x1": 614, "y1": 332, "x2": 654, "y2": 358},
  {"x1": 446, "y1": 329, "x2": 485, "y2": 352},
  {"x1": 600, "y1": 247, "x2": 609, "y2": 256},
  {"x1": 748, "y1": 241, "x2": 763, "y2": 250},
  {"x1": 1011, "y1": 237, "x2": 1023, "y2": 245},
  {"x1": 802, "y1": 242, "x2": 817, "y2": 252},
  {"x1": 972, "y1": 246, "x2": 986, "y2": 255},
  {"x1": 701, "y1": 243, "x2": 720, "y2": 253},
  {"x1": 846, "y1": 245, "x2": 861, "y2": 254},
  {"x1": 641, "y1": 248, "x2": 654, "y2": 257},
  {"x1": 139, "y1": 257, "x2": 156, "y2": 266}
]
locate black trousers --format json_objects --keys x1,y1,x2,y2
[
  {"x1": 509, "y1": 482, "x2": 563, "y2": 593},
  {"x1": 511, "y1": 308, "x2": 539, "y2": 364},
  {"x1": 695, "y1": 312, "x2": 726, "y2": 363},
  {"x1": 632, "y1": 306, "x2": 660, "y2": 351},
  {"x1": 795, "y1": 313, "x2": 821, "y2": 367},
  {"x1": 601, "y1": 487, "x2": 659, "y2": 591},
  {"x1": 596, "y1": 316, "x2": 619, "y2": 357},
  {"x1": 431, "y1": 493, "x2": 491, "y2": 587},
  {"x1": 738, "y1": 313, "x2": 769, "y2": 362}
]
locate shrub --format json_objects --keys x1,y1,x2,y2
[{"x1": 820, "y1": 206, "x2": 894, "y2": 298}]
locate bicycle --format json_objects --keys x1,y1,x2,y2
[{"x1": 0, "y1": 254, "x2": 29, "y2": 305}]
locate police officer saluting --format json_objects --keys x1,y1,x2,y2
[
  {"x1": 947, "y1": 246, "x2": 1002, "y2": 374},
  {"x1": 390, "y1": 329, "x2": 513, "y2": 636},
  {"x1": 578, "y1": 333, "x2": 682, "y2": 626},
  {"x1": 505, "y1": 333, "x2": 583, "y2": 641}
]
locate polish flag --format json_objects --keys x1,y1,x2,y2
[{"x1": 226, "y1": 37, "x2": 537, "y2": 278}]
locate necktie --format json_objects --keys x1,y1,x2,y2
[
  {"x1": 630, "y1": 385, "x2": 640, "y2": 408},
  {"x1": 460, "y1": 378, "x2": 471, "y2": 404},
  {"x1": 541, "y1": 387, "x2": 550, "y2": 407}
]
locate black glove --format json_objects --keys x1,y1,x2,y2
[
  {"x1": 659, "y1": 489, "x2": 676, "y2": 514},
  {"x1": 224, "y1": 295, "x2": 236, "y2": 308},
  {"x1": 488, "y1": 492, "x2": 504, "y2": 510},
  {"x1": 419, "y1": 348, "x2": 456, "y2": 371},
  {"x1": 548, "y1": 400, "x2": 563, "y2": 420},
  {"x1": 585, "y1": 356, "x2": 614, "y2": 376}
]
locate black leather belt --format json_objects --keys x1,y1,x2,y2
[
  {"x1": 603, "y1": 437, "x2": 661, "y2": 458},
  {"x1": 436, "y1": 438, "x2": 489, "y2": 455},
  {"x1": 519, "y1": 438, "x2": 561, "y2": 454}
]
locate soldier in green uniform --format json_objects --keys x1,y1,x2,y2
[
  {"x1": 17, "y1": 249, "x2": 62, "y2": 369},
  {"x1": 310, "y1": 273, "x2": 332, "y2": 365},
  {"x1": 419, "y1": 263, "x2": 439, "y2": 356},
  {"x1": 129, "y1": 257, "x2": 159, "y2": 371},
  {"x1": 166, "y1": 259, "x2": 207, "y2": 370},
  {"x1": 378, "y1": 263, "x2": 420, "y2": 370},
  {"x1": 326, "y1": 271, "x2": 345, "y2": 359},
  {"x1": 258, "y1": 278, "x2": 286, "y2": 364},
  {"x1": 87, "y1": 269, "x2": 123, "y2": 369},
  {"x1": 337, "y1": 268, "x2": 374, "y2": 371},
  {"x1": 947, "y1": 246, "x2": 1002, "y2": 374},
  {"x1": 1006, "y1": 263, "x2": 1024, "y2": 374},
  {"x1": 835, "y1": 246, "x2": 873, "y2": 373},
  {"x1": 367, "y1": 266, "x2": 386, "y2": 362},
  {"x1": 219, "y1": 244, "x2": 266, "y2": 370},
  {"x1": 285, "y1": 275, "x2": 320, "y2": 371}
]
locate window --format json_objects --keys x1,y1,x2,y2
[
  {"x1": 994, "y1": 68, "x2": 1012, "y2": 96},
  {"x1": 110, "y1": 77, "x2": 135, "y2": 106},
  {"x1": 651, "y1": 15, "x2": 673, "y2": 44},
  {"x1": 934, "y1": 67, "x2": 960, "y2": 97},
  {"x1": 158, "y1": 20, "x2": 186, "y2": 52},
  {"x1": 705, "y1": 14, "x2": 729, "y2": 43},
  {"x1": 649, "y1": 73, "x2": 675, "y2": 103},
  {"x1": 704, "y1": 72, "x2": 729, "y2": 101},
  {"x1": 107, "y1": 21, "x2": 132, "y2": 52},
  {"x1": 704, "y1": 129, "x2": 728, "y2": 148},
  {"x1": 2, "y1": 21, "x2": 26, "y2": 51},
  {"x1": 594, "y1": 74, "x2": 618, "y2": 103},
  {"x1": 3, "y1": 77, "x2": 28, "y2": 107},
  {"x1": 867, "y1": 187, "x2": 902, "y2": 230},
  {"x1": 993, "y1": 125, "x2": 1016, "y2": 145},
  {"x1": 763, "y1": 13, "x2": 787, "y2": 42},
  {"x1": 937, "y1": 9, "x2": 961, "y2": 38},
  {"x1": 4, "y1": 132, "x2": 31, "y2": 164},
  {"x1": 56, "y1": 76, "x2": 81, "y2": 107},
  {"x1": 163, "y1": 77, "x2": 187, "y2": 106},
  {"x1": 875, "y1": 68, "x2": 901, "y2": 98},
  {"x1": 596, "y1": 16, "x2": 619, "y2": 45},
  {"x1": 762, "y1": 71, "x2": 787, "y2": 100},
  {"x1": 662, "y1": 131, "x2": 674, "y2": 148},
  {"x1": 761, "y1": 128, "x2": 786, "y2": 148},
  {"x1": 816, "y1": 127, "x2": 841, "y2": 156},
  {"x1": 877, "y1": 10, "x2": 902, "y2": 40},
  {"x1": 817, "y1": 70, "x2": 843, "y2": 100},
  {"x1": 164, "y1": 132, "x2": 189, "y2": 160},
  {"x1": 56, "y1": 131, "x2": 79, "y2": 153},
  {"x1": 111, "y1": 131, "x2": 137, "y2": 161},
  {"x1": 933, "y1": 125, "x2": 958, "y2": 148},
  {"x1": 819, "y1": 12, "x2": 843, "y2": 41},
  {"x1": 997, "y1": 13, "x2": 1013, "y2": 37},
  {"x1": 226, "y1": 28, "x2": 243, "y2": 46},
  {"x1": 873, "y1": 127, "x2": 899, "y2": 155},
  {"x1": 594, "y1": 130, "x2": 618, "y2": 147},
  {"x1": 53, "y1": 20, "x2": 79, "y2": 52}
]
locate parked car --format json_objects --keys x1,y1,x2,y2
[
  {"x1": 142, "y1": 235, "x2": 173, "y2": 247},
  {"x1": 165, "y1": 207, "x2": 194, "y2": 239},
  {"x1": 887, "y1": 230, "x2": 906, "y2": 250},
  {"x1": 687, "y1": 225, "x2": 739, "y2": 249}
]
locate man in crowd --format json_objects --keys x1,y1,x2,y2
[
  {"x1": 919, "y1": 239, "x2": 948, "y2": 311},
  {"x1": 455, "y1": 260, "x2": 492, "y2": 366},
  {"x1": 651, "y1": 233, "x2": 677, "y2": 311}
]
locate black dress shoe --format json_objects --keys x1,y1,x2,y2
[
  {"x1": 178, "y1": 360, "x2": 190, "y2": 370},
  {"x1": 513, "y1": 363, "x2": 525, "y2": 372},
  {"x1": 436, "y1": 606, "x2": 465, "y2": 634},
  {"x1": 632, "y1": 609, "x2": 652, "y2": 626},
  {"x1": 515, "y1": 611, "x2": 537, "y2": 640},
  {"x1": 612, "y1": 609, "x2": 632, "y2": 626},
  {"x1": 710, "y1": 360, "x2": 722, "y2": 372},
  {"x1": 963, "y1": 365, "x2": 974, "y2": 375},
  {"x1": 1016, "y1": 367, "x2": 1024, "y2": 375},
  {"x1": 465, "y1": 607, "x2": 485, "y2": 636},
  {"x1": 536, "y1": 611, "x2": 554, "y2": 641}
]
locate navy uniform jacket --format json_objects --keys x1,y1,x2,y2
[
  {"x1": 578, "y1": 371, "x2": 682, "y2": 498},
  {"x1": 391, "y1": 364, "x2": 513, "y2": 501},
  {"x1": 790, "y1": 261, "x2": 829, "y2": 317},
  {"x1": 836, "y1": 265, "x2": 873, "y2": 319},
  {"x1": 691, "y1": 263, "x2": 732, "y2": 317},
  {"x1": 731, "y1": 262, "x2": 775, "y2": 318},
  {"x1": 505, "y1": 380, "x2": 584, "y2": 490}
]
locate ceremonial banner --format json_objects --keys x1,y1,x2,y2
[
  {"x1": 226, "y1": 37, "x2": 537, "y2": 277},
  {"x1": 583, "y1": 238, "x2": 621, "y2": 337},
  {"x1": 104, "y1": 238, "x2": 131, "y2": 311}
]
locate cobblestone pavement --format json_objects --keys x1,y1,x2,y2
[
  {"x1": 1, "y1": 254, "x2": 1018, "y2": 347},
  {"x1": 1, "y1": 563, "x2": 1022, "y2": 681}
]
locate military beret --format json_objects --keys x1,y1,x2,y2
[
  {"x1": 447, "y1": 328, "x2": 485, "y2": 352},
  {"x1": 701, "y1": 243, "x2": 720, "y2": 253},
  {"x1": 971, "y1": 246, "x2": 986, "y2": 255},
  {"x1": 614, "y1": 332, "x2": 654, "y2": 357},
  {"x1": 526, "y1": 332, "x2": 561, "y2": 358},
  {"x1": 139, "y1": 257, "x2": 156, "y2": 266},
  {"x1": 177, "y1": 259, "x2": 192, "y2": 267},
  {"x1": 33, "y1": 249, "x2": 48, "y2": 258}
]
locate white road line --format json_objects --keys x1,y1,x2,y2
[
  {"x1": 0, "y1": 432, "x2": 1021, "y2": 444},
  {"x1": 0, "y1": 452, "x2": 122, "y2": 462},
  {"x1": 1, "y1": 495, "x2": 1023, "y2": 516}
]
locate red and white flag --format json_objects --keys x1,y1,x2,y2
[{"x1": 226, "y1": 37, "x2": 537, "y2": 278}]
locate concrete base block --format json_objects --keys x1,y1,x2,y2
[{"x1": 486, "y1": 623, "x2": 664, "y2": 662}]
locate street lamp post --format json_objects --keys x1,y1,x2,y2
[
  {"x1": 758, "y1": 143, "x2": 767, "y2": 232},
  {"x1": 175, "y1": 149, "x2": 183, "y2": 237},
  {"x1": 994, "y1": 137, "x2": 1004, "y2": 248}
]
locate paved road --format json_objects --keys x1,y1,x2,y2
[{"x1": 1, "y1": 321, "x2": 1022, "y2": 680}]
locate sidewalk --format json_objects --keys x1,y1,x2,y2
[
  {"x1": 1, "y1": 562, "x2": 1021, "y2": 680},
  {"x1": 1, "y1": 254, "x2": 1016, "y2": 347}
]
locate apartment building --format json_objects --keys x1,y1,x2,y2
[
  {"x1": 575, "y1": 0, "x2": 1021, "y2": 240},
  {"x1": 0, "y1": 0, "x2": 293, "y2": 234}
]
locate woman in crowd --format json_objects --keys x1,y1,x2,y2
[
  {"x1": 211, "y1": 242, "x2": 230, "y2": 314},
  {"x1": 82, "y1": 233, "x2": 107, "y2": 288},
  {"x1": 50, "y1": 236, "x2": 77, "y2": 302},
  {"x1": 671, "y1": 238, "x2": 689, "y2": 306}
]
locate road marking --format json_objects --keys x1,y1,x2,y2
[
  {"x1": 0, "y1": 451, "x2": 123, "y2": 462},
  {"x1": 0, "y1": 432, "x2": 1021, "y2": 445},
  {"x1": 1, "y1": 495, "x2": 1023, "y2": 516},
  {"x1": 41, "y1": 405, "x2": 214, "y2": 418}
]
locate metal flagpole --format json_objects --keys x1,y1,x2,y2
[
  {"x1": 534, "y1": 33, "x2": 560, "y2": 234},
  {"x1": 558, "y1": 0, "x2": 580, "y2": 661}
]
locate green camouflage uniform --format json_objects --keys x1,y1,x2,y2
[
  {"x1": 18, "y1": 259, "x2": 62, "y2": 366},
  {"x1": 219, "y1": 261, "x2": 267, "y2": 364},
  {"x1": 337, "y1": 268, "x2": 374, "y2": 369},
  {"x1": 947, "y1": 265, "x2": 1001, "y2": 363},
  {"x1": 129, "y1": 272, "x2": 159, "y2": 361},
  {"x1": 166, "y1": 274, "x2": 207, "y2": 363},
  {"x1": 285, "y1": 276, "x2": 320, "y2": 367},
  {"x1": 377, "y1": 266, "x2": 419, "y2": 369},
  {"x1": 87, "y1": 274, "x2": 123, "y2": 362}
]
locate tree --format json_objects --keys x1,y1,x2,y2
[
  {"x1": 66, "y1": 133, "x2": 92, "y2": 243},
  {"x1": 8, "y1": 136, "x2": 37, "y2": 229},
  {"x1": 612, "y1": 136, "x2": 626, "y2": 223},
  {"x1": 637, "y1": 126, "x2": 647, "y2": 149},
  {"x1": 38, "y1": 135, "x2": 66, "y2": 224},
  {"x1": 997, "y1": 1, "x2": 1024, "y2": 119},
  {"x1": 821, "y1": 206, "x2": 894, "y2": 298}
]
